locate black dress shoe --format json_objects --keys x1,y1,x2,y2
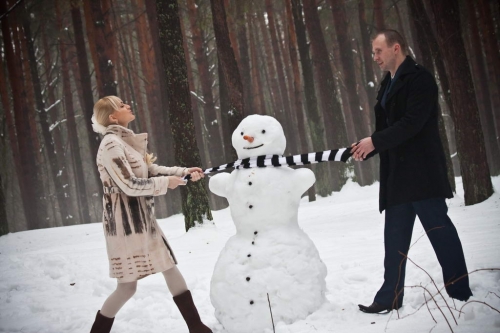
[{"x1": 358, "y1": 302, "x2": 399, "y2": 314}]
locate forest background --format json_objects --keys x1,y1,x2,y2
[{"x1": 0, "y1": 0, "x2": 498, "y2": 234}]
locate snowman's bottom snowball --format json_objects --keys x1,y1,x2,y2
[{"x1": 210, "y1": 231, "x2": 327, "y2": 333}]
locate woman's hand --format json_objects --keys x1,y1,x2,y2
[
  {"x1": 167, "y1": 176, "x2": 187, "y2": 189},
  {"x1": 184, "y1": 167, "x2": 205, "y2": 182}
]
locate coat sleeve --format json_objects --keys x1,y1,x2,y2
[
  {"x1": 101, "y1": 139, "x2": 170, "y2": 197},
  {"x1": 371, "y1": 71, "x2": 438, "y2": 153},
  {"x1": 148, "y1": 164, "x2": 187, "y2": 177}
]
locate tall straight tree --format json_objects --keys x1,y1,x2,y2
[
  {"x1": 1, "y1": 2, "x2": 49, "y2": 229},
  {"x1": 329, "y1": 0, "x2": 375, "y2": 186},
  {"x1": 476, "y1": 0, "x2": 500, "y2": 137},
  {"x1": 0, "y1": 173, "x2": 7, "y2": 236},
  {"x1": 373, "y1": 0, "x2": 385, "y2": 29},
  {"x1": 156, "y1": 0, "x2": 213, "y2": 231},
  {"x1": 463, "y1": 0, "x2": 500, "y2": 176},
  {"x1": 358, "y1": 0, "x2": 378, "y2": 102},
  {"x1": 290, "y1": 0, "x2": 331, "y2": 197},
  {"x1": 302, "y1": 0, "x2": 348, "y2": 192},
  {"x1": 265, "y1": 0, "x2": 297, "y2": 153},
  {"x1": 70, "y1": 0, "x2": 101, "y2": 181},
  {"x1": 407, "y1": 0, "x2": 456, "y2": 192},
  {"x1": 209, "y1": 0, "x2": 244, "y2": 135},
  {"x1": 187, "y1": 0, "x2": 224, "y2": 166},
  {"x1": 256, "y1": 9, "x2": 281, "y2": 115},
  {"x1": 145, "y1": 0, "x2": 183, "y2": 217},
  {"x1": 285, "y1": 0, "x2": 316, "y2": 202},
  {"x1": 83, "y1": 0, "x2": 117, "y2": 97},
  {"x1": 234, "y1": 1, "x2": 254, "y2": 114},
  {"x1": 56, "y1": 0, "x2": 91, "y2": 224},
  {"x1": 21, "y1": 4, "x2": 73, "y2": 224},
  {"x1": 429, "y1": 0, "x2": 493, "y2": 205}
]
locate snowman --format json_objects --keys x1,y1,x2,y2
[{"x1": 209, "y1": 114, "x2": 327, "y2": 333}]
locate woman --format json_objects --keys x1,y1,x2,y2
[{"x1": 89, "y1": 96, "x2": 211, "y2": 333}]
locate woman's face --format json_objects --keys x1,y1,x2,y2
[{"x1": 110, "y1": 99, "x2": 135, "y2": 127}]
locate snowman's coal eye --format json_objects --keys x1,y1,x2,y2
[
  {"x1": 262, "y1": 130, "x2": 266, "y2": 134},
  {"x1": 241, "y1": 132, "x2": 244, "y2": 136}
]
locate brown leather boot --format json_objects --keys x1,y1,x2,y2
[
  {"x1": 173, "y1": 290, "x2": 212, "y2": 333},
  {"x1": 90, "y1": 311, "x2": 114, "y2": 333}
]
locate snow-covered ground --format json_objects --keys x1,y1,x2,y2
[{"x1": 1, "y1": 177, "x2": 499, "y2": 333}]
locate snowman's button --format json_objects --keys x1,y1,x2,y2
[
  {"x1": 246, "y1": 277, "x2": 250, "y2": 281},
  {"x1": 250, "y1": 300, "x2": 254, "y2": 305},
  {"x1": 248, "y1": 182, "x2": 252, "y2": 186},
  {"x1": 249, "y1": 205, "x2": 253, "y2": 209},
  {"x1": 247, "y1": 254, "x2": 251, "y2": 257},
  {"x1": 252, "y1": 241, "x2": 255, "y2": 245},
  {"x1": 254, "y1": 231, "x2": 258, "y2": 235}
]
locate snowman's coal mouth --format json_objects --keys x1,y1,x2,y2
[{"x1": 243, "y1": 144, "x2": 264, "y2": 150}]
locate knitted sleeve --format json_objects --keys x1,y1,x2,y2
[{"x1": 148, "y1": 164, "x2": 187, "y2": 177}]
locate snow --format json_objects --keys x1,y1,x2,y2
[
  {"x1": 209, "y1": 115, "x2": 327, "y2": 332},
  {"x1": 1, "y1": 177, "x2": 499, "y2": 333}
]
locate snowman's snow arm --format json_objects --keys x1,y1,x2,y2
[
  {"x1": 209, "y1": 172, "x2": 231, "y2": 198},
  {"x1": 294, "y1": 167, "x2": 316, "y2": 195}
]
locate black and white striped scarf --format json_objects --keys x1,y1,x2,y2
[{"x1": 185, "y1": 147, "x2": 353, "y2": 180}]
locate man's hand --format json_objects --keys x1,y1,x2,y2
[
  {"x1": 351, "y1": 137, "x2": 375, "y2": 161},
  {"x1": 184, "y1": 167, "x2": 205, "y2": 182}
]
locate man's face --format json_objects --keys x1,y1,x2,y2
[{"x1": 372, "y1": 35, "x2": 398, "y2": 72}]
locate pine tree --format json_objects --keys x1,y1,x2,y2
[{"x1": 156, "y1": 0, "x2": 213, "y2": 231}]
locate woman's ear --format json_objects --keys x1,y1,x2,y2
[{"x1": 109, "y1": 113, "x2": 117, "y2": 124}]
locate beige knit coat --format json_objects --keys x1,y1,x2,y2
[{"x1": 96, "y1": 125, "x2": 186, "y2": 283}]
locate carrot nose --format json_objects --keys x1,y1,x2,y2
[{"x1": 243, "y1": 135, "x2": 254, "y2": 143}]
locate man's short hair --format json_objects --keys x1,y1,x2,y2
[{"x1": 373, "y1": 29, "x2": 407, "y2": 54}]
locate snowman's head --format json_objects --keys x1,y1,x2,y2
[{"x1": 232, "y1": 115, "x2": 286, "y2": 159}]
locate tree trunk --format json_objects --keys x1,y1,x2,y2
[
  {"x1": 302, "y1": 0, "x2": 348, "y2": 192},
  {"x1": 285, "y1": 0, "x2": 316, "y2": 202},
  {"x1": 21, "y1": 4, "x2": 74, "y2": 225},
  {"x1": 416, "y1": 0, "x2": 460, "y2": 177},
  {"x1": 0, "y1": 173, "x2": 8, "y2": 236},
  {"x1": 256, "y1": 9, "x2": 281, "y2": 116},
  {"x1": 265, "y1": 0, "x2": 298, "y2": 154},
  {"x1": 0, "y1": 56, "x2": 16, "y2": 234},
  {"x1": 358, "y1": 0, "x2": 378, "y2": 111},
  {"x1": 463, "y1": 0, "x2": 500, "y2": 176},
  {"x1": 179, "y1": 4, "x2": 208, "y2": 167},
  {"x1": 234, "y1": 2, "x2": 254, "y2": 114},
  {"x1": 476, "y1": 0, "x2": 500, "y2": 138},
  {"x1": 290, "y1": 0, "x2": 331, "y2": 197},
  {"x1": 145, "y1": 0, "x2": 182, "y2": 218},
  {"x1": 429, "y1": 0, "x2": 493, "y2": 205},
  {"x1": 70, "y1": 0, "x2": 102, "y2": 191},
  {"x1": 83, "y1": 0, "x2": 118, "y2": 97},
  {"x1": 156, "y1": 0, "x2": 213, "y2": 230},
  {"x1": 408, "y1": 0, "x2": 456, "y2": 192},
  {"x1": 1, "y1": 4, "x2": 49, "y2": 229},
  {"x1": 187, "y1": 0, "x2": 224, "y2": 166},
  {"x1": 373, "y1": 0, "x2": 385, "y2": 30},
  {"x1": 218, "y1": 56, "x2": 235, "y2": 160},
  {"x1": 248, "y1": 17, "x2": 266, "y2": 115},
  {"x1": 56, "y1": 0, "x2": 92, "y2": 225},
  {"x1": 209, "y1": 0, "x2": 244, "y2": 134},
  {"x1": 330, "y1": 0, "x2": 375, "y2": 186}
]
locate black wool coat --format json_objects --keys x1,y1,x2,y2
[{"x1": 369, "y1": 56, "x2": 453, "y2": 212}]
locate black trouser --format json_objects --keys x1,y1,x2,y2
[{"x1": 374, "y1": 197, "x2": 472, "y2": 307}]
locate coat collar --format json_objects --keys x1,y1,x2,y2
[
  {"x1": 380, "y1": 56, "x2": 419, "y2": 103},
  {"x1": 105, "y1": 125, "x2": 148, "y2": 155}
]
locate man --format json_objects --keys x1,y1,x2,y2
[{"x1": 352, "y1": 30, "x2": 472, "y2": 314}]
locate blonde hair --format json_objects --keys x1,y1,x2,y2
[
  {"x1": 93, "y1": 95, "x2": 157, "y2": 165},
  {"x1": 93, "y1": 95, "x2": 122, "y2": 127}
]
